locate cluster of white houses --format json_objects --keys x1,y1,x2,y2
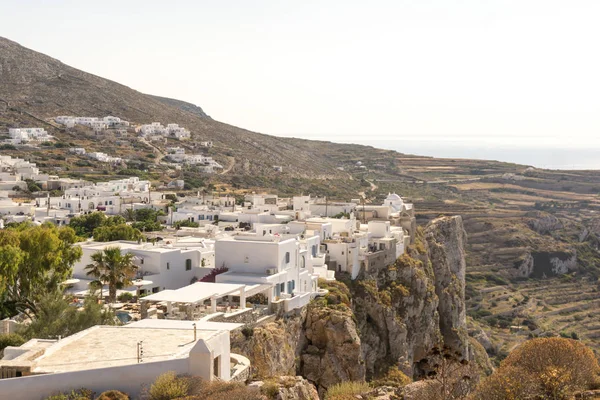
[
  {"x1": 166, "y1": 147, "x2": 223, "y2": 173},
  {"x1": 0, "y1": 165, "x2": 416, "y2": 398},
  {"x1": 55, "y1": 115, "x2": 130, "y2": 131},
  {"x1": 5, "y1": 128, "x2": 53, "y2": 144},
  {"x1": 136, "y1": 122, "x2": 191, "y2": 140}
]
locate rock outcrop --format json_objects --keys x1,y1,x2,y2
[
  {"x1": 425, "y1": 216, "x2": 469, "y2": 359},
  {"x1": 249, "y1": 376, "x2": 319, "y2": 400},
  {"x1": 526, "y1": 211, "x2": 563, "y2": 235},
  {"x1": 516, "y1": 250, "x2": 578, "y2": 278},
  {"x1": 230, "y1": 313, "x2": 306, "y2": 379},
  {"x1": 352, "y1": 253, "x2": 440, "y2": 378},
  {"x1": 300, "y1": 305, "x2": 365, "y2": 391}
]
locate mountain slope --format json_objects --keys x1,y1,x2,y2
[{"x1": 0, "y1": 36, "x2": 382, "y2": 183}]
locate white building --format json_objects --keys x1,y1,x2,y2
[
  {"x1": 87, "y1": 152, "x2": 122, "y2": 164},
  {"x1": 69, "y1": 148, "x2": 86, "y2": 155},
  {"x1": 70, "y1": 240, "x2": 215, "y2": 296},
  {"x1": 214, "y1": 233, "x2": 321, "y2": 311},
  {"x1": 7, "y1": 128, "x2": 52, "y2": 144},
  {"x1": 0, "y1": 321, "x2": 243, "y2": 399}
]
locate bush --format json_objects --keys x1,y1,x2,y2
[
  {"x1": 147, "y1": 372, "x2": 189, "y2": 400},
  {"x1": 0, "y1": 333, "x2": 26, "y2": 353},
  {"x1": 260, "y1": 381, "x2": 280, "y2": 399},
  {"x1": 117, "y1": 292, "x2": 134, "y2": 303},
  {"x1": 473, "y1": 338, "x2": 600, "y2": 400},
  {"x1": 372, "y1": 366, "x2": 412, "y2": 388},
  {"x1": 96, "y1": 390, "x2": 129, "y2": 400},
  {"x1": 173, "y1": 220, "x2": 200, "y2": 229},
  {"x1": 44, "y1": 388, "x2": 94, "y2": 400},
  {"x1": 325, "y1": 381, "x2": 371, "y2": 400}
]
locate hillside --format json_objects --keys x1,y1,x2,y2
[{"x1": 2, "y1": 36, "x2": 600, "y2": 362}]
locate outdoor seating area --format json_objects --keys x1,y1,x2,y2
[{"x1": 140, "y1": 282, "x2": 272, "y2": 321}]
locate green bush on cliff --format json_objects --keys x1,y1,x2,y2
[
  {"x1": 325, "y1": 381, "x2": 371, "y2": 400},
  {"x1": 315, "y1": 279, "x2": 352, "y2": 310},
  {"x1": 372, "y1": 366, "x2": 412, "y2": 388}
]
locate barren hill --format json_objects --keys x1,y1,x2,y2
[{"x1": 0, "y1": 36, "x2": 386, "y2": 185}]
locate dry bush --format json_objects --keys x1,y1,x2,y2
[
  {"x1": 325, "y1": 381, "x2": 371, "y2": 400},
  {"x1": 180, "y1": 379, "x2": 264, "y2": 400},
  {"x1": 473, "y1": 338, "x2": 600, "y2": 400},
  {"x1": 146, "y1": 372, "x2": 189, "y2": 400},
  {"x1": 372, "y1": 366, "x2": 412, "y2": 388},
  {"x1": 95, "y1": 390, "x2": 129, "y2": 400},
  {"x1": 470, "y1": 365, "x2": 539, "y2": 400}
]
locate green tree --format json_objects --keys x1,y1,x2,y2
[
  {"x1": 173, "y1": 220, "x2": 200, "y2": 229},
  {"x1": 69, "y1": 212, "x2": 107, "y2": 237},
  {"x1": 23, "y1": 290, "x2": 115, "y2": 339},
  {"x1": 0, "y1": 224, "x2": 82, "y2": 318},
  {"x1": 93, "y1": 224, "x2": 142, "y2": 242},
  {"x1": 85, "y1": 247, "x2": 138, "y2": 303}
]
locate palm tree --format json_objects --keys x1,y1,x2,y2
[{"x1": 85, "y1": 247, "x2": 138, "y2": 303}]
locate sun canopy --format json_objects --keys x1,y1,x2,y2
[{"x1": 142, "y1": 282, "x2": 247, "y2": 304}]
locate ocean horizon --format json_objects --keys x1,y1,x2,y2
[{"x1": 349, "y1": 140, "x2": 600, "y2": 171}]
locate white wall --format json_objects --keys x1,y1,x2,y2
[{"x1": 0, "y1": 358, "x2": 188, "y2": 400}]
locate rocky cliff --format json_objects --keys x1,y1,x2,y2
[{"x1": 232, "y1": 216, "x2": 478, "y2": 394}]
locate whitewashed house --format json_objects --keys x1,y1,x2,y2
[
  {"x1": 0, "y1": 321, "x2": 240, "y2": 399},
  {"x1": 215, "y1": 233, "x2": 320, "y2": 311}
]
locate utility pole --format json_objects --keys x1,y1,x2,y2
[{"x1": 325, "y1": 196, "x2": 328, "y2": 217}]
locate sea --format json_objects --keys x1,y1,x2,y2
[{"x1": 351, "y1": 140, "x2": 600, "y2": 171}]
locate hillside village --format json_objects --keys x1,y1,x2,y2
[
  {"x1": 0, "y1": 153, "x2": 416, "y2": 397},
  {"x1": 3, "y1": 35, "x2": 600, "y2": 400}
]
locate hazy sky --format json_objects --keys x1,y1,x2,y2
[{"x1": 2, "y1": 0, "x2": 600, "y2": 148}]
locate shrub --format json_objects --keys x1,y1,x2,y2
[
  {"x1": 372, "y1": 366, "x2": 412, "y2": 388},
  {"x1": 260, "y1": 381, "x2": 280, "y2": 399},
  {"x1": 44, "y1": 388, "x2": 94, "y2": 400},
  {"x1": 96, "y1": 390, "x2": 129, "y2": 400},
  {"x1": 147, "y1": 371, "x2": 189, "y2": 400},
  {"x1": 473, "y1": 338, "x2": 600, "y2": 400},
  {"x1": 325, "y1": 381, "x2": 371, "y2": 400},
  {"x1": 0, "y1": 333, "x2": 26, "y2": 353},
  {"x1": 117, "y1": 292, "x2": 134, "y2": 303}
]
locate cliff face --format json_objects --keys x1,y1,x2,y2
[
  {"x1": 300, "y1": 305, "x2": 365, "y2": 390},
  {"x1": 232, "y1": 216, "x2": 476, "y2": 392},
  {"x1": 352, "y1": 252, "x2": 440, "y2": 378},
  {"x1": 425, "y1": 216, "x2": 469, "y2": 359}
]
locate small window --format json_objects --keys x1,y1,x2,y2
[
  {"x1": 285, "y1": 252, "x2": 290, "y2": 263},
  {"x1": 140, "y1": 259, "x2": 144, "y2": 265},
  {"x1": 186, "y1": 259, "x2": 192, "y2": 271},
  {"x1": 152, "y1": 287, "x2": 159, "y2": 293},
  {"x1": 280, "y1": 282, "x2": 285, "y2": 293},
  {"x1": 166, "y1": 262, "x2": 170, "y2": 270}
]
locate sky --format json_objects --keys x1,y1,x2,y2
[{"x1": 2, "y1": 0, "x2": 600, "y2": 151}]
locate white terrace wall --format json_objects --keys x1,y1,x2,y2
[{"x1": 0, "y1": 358, "x2": 188, "y2": 400}]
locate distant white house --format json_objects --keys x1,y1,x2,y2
[
  {"x1": 69, "y1": 147, "x2": 86, "y2": 155},
  {"x1": 6, "y1": 128, "x2": 52, "y2": 144}
]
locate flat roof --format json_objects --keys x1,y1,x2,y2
[
  {"x1": 32, "y1": 326, "x2": 217, "y2": 373},
  {"x1": 142, "y1": 282, "x2": 245, "y2": 303}
]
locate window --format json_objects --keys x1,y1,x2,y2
[
  {"x1": 152, "y1": 287, "x2": 159, "y2": 293},
  {"x1": 312, "y1": 245, "x2": 317, "y2": 257},
  {"x1": 140, "y1": 259, "x2": 144, "y2": 265},
  {"x1": 280, "y1": 282, "x2": 285, "y2": 293},
  {"x1": 285, "y1": 252, "x2": 290, "y2": 264},
  {"x1": 166, "y1": 262, "x2": 170, "y2": 270},
  {"x1": 185, "y1": 259, "x2": 192, "y2": 271}
]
